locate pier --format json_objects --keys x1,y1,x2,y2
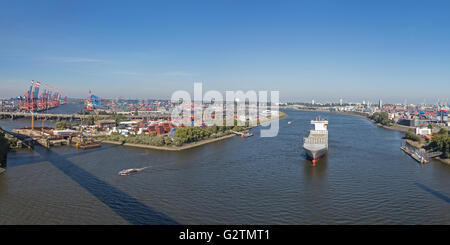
[
  {"x1": 400, "y1": 145, "x2": 429, "y2": 164},
  {"x1": 1, "y1": 127, "x2": 36, "y2": 172},
  {"x1": 0, "y1": 127, "x2": 35, "y2": 150}
]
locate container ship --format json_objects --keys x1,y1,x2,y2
[{"x1": 303, "y1": 116, "x2": 328, "y2": 165}]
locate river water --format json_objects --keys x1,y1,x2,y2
[{"x1": 1, "y1": 109, "x2": 449, "y2": 224}]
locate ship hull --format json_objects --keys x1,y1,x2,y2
[{"x1": 303, "y1": 146, "x2": 328, "y2": 164}]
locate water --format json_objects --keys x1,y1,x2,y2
[
  {"x1": 1, "y1": 109, "x2": 450, "y2": 224},
  {"x1": 43, "y1": 103, "x2": 84, "y2": 114}
]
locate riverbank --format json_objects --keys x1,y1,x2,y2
[
  {"x1": 288, "y1": 108, "x2": 414, "y2": 133},
  {"x1": 103, "y1": 111, "x2": 287, "y2": 151},
  {"x1": 275, "y1": 111, "x2": 287, "y2": 120},
  {"x1": 103, "y1": 133, "x2": 237, "y2": 151},
  {"x1": 375, "y1": 122, "x2": 414, "y2": 133},
  {"x1": 434, "y1": 157, "x2": 450, "y2": 165}
]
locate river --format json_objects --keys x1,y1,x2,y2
[{"x1": 0, "y1": 109, "x2": 449, "y2": 224}]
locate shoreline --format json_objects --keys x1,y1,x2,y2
[
  {"x1": 102, "y1": 133, "x2": 237, "y2": 151},
  {"x1": 287, "y1": 108, "x2": 414, "y2": 133},
  {"x1": 434, "y1": 157, "x2": 450, "y2": 165},
  {"x1": 103, "y1": 111, "x2": 287, "y2": 151}
]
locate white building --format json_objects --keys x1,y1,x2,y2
[{"x1": 415, "y1": 127, "x2": 431, "y2": 136}]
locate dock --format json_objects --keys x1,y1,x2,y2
[
  {"x1": 0, "y1": 127, "x2": 35, "y2": 149},
  {"x1": 400, "y1": 145, "x2": 429, "y2": 164},
  {"x1": 12, "y1": 128, "x2": 72, "y2": 149}
]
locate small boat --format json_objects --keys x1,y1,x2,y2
[
  {"x1": 288, "y1": 121, "x2": 292, "y2": 124},
  {"x1": 241, "y1": 132, "x2": 253, "y2": 138},
  {"x1": 118, "y1": 168, "x2": 139, "y2": 176}
]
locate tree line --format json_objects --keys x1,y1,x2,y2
[
  {"x1": 101, "y1": 123, "x2": 246, "y2": 147},
  {"x1": 404, "y1": 130, "x2": 420, "y2": 142},
  {"x1": 0, "y1": 129, "x2": 9, "y2": 168},
  {"x1": 369, "y1": 112, "x2": 393, "y2": 126},
  {"x1": 430, "y1": 129, "x2": 449, "y2": 158}
]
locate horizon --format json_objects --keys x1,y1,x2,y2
[
  {"x1": 1, "y1": 0, "x2": 450, "y2": 104},
  {"x1": 2, "y1": 95, "x2": 447, "y2": 107}
]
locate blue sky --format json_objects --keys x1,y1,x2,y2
[{"x1": 0, "y1": 0, "x2": 449, "y2": 103}]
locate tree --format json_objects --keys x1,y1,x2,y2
[
  {"x1": 437, "y1": 128, "x2": 448, "y2": 135},
  {"x1": 174, "y1": 127, "x2": 207, "y2": 144},
  {"x1": 151, "y1": 135, "x2": 165, "y2": 146},
  {"x1": 172, "y1": 138, "x2": 183, "y2": 146},
  {"x1": 0, "y1": 130, "x2": 9, "y2": 168},
  {"x1": 204, "y1": 125, "x2": 218, "y2": 136},
  {"x1": 112, "y1": 113, "x2": 126, "y2": 126},
  {"x1": 85, "y1": 115, "x2": 95, "y2": 126},
  {"x1": 369, "y1": 112, "x2": 393, "y2": 126},
  {"x1": 404, "y1": 130, "x2": 420, "y2": 142},
  {"x1": 430, "y1": 130, "x2": 450, "y2": 158},
  {"x1": 56, "y1": 121, "x2": 69, "y2": 130}
]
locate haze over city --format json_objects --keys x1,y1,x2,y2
[{"x1": 1, "y1": 0, "x2": 449, "y2": 104}]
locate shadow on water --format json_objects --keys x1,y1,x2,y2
[
  {"x1": 7, "y1": 155, "x2": 45, "y2": 168},
  {"x1": 30, "y1": 146, "x2": 180, "y2": 225},
  {"x1": 8, "y1": 144, "x2": 121, "y2": 168},
  {"x1": 63, "y1": 144, "x2": 122, "y2": 159},
  {"x1": 415, "y1": 183, "x2": 450, "y2": 204}
]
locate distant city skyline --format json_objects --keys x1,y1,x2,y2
[{"x1": 1, "y1": 0, "x2": 450, "y2": 104}]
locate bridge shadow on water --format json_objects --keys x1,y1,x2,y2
[
  {"x1": 15, "y1": 146, "x2": 180, "y2": 225},
  {"x1": 415, "y1": 183, "x2": 450, "y2": 204},
  {"x1": 8, "y1": 144, "x2": 119, "y2": 168}
]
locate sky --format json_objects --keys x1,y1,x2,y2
[{"x1": 0, "y1": 0, "x2": 449, "y2": 104}]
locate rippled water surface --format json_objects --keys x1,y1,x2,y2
[{"x1": 1, "y1": 109, "x2": 450, "y2": 224}]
